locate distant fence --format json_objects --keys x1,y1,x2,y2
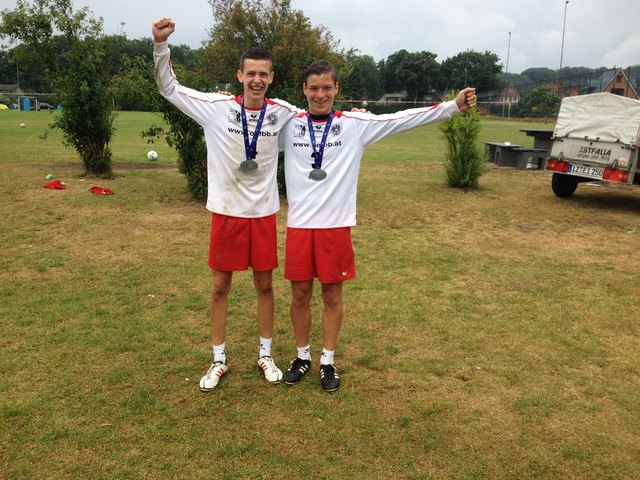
[
  {"x1": 0, "y1": 92, "x2": 56, "y2": 110},
  {"x1": 476, "y1": 101, "x2": 557, "y2": 122},
  {"x1": 342, "y1": 98, "x2": 558, "y2": 121},
  {"x1": 343, "y1": 99, "x2": 439, "y2": 115}
]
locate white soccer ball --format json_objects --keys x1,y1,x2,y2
[
  {"x1": 147, "y1": 150, "x2": 158, "y2": 160},
  {"x1": 20, "y1": 122, "x2": 26, "y2": 128}
]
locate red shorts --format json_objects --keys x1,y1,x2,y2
[
  {"x1": 285, "y1": 227, "x2": 356, "y2": 284},
  {"x1": 208, "y1": 213, "x2": 277, "y2": 271}
]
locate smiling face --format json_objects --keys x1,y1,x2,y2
[
  {"x1": 303, "y1": 73, "x2": 339, "y2": 115},
  {"x1": 236, "y1": 59, "x2": 274, "y2": 108}
]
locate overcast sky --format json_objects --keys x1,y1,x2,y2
[{"x1": 1, "y1": 0, "x2": 638, "y2": 74}]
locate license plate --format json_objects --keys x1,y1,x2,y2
[{"x1": 568, "y1": 163, "x2": 604, "y2": 179}]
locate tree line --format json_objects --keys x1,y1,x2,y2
[
  {"x1": 1, "y1": 1, "x2": 612, "y2": 110},
  {"x1": 0, "y1": 0, "x2": 613, "y2": 188},
  {"x1": 0, "y1": 33, "x2": 505, "y2": 108},
  {"x1": 1, "y1": 35, "x2": 611, "y2": 110}
]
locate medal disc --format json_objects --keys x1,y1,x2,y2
[
  {"x1": 309, "y1": 168, "x2": 327, "y2": 181},
  {"x1": 240, "y1": 160, "x2": 258, "y2": 172}
]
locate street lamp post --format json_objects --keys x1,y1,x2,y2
[
  {"x1": 506, "y1": 31, "x2": 511, "y2": 75},
  {"x1": 502, "y1": 32, "x2": 511, "y2": 117},
  {"x1": 559, "y1": 1, "x2": 569, "y2": 89}
]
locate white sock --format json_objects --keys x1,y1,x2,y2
[
  {"x1": 213, "y1": 343, "x2": 226, "y2": 364},
  {"x1": 259, "y1": 337, "x2": 272, "y2": 358},
  {"x1": 320, "y1": 347, "x2": 334, "y2": 366},
  {"x1": 297, "y1": 344, "x2": 311, "y2": 361}
]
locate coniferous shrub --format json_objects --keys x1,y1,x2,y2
[{"x1": 439, "y1": 99, "x2": 487, "y2": 189}]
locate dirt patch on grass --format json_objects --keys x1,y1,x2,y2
[{"x1": 37, "y1": 162, "x2": 175, "y2": 170}]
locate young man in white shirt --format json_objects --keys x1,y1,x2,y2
[
  {"x1": 152, "y1": 17, "x2": 303, "y2": 391},
  {"x1": 280, "y1": 59, "x2": 477, "y2": 391}
]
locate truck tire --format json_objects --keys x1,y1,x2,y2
[{"x1": 551, "y1": 173, "x2": 579, "y2": 198}]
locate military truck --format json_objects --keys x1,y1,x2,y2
[{"x1": 545, "y1": 92, "x2": 640, "y2": 197}]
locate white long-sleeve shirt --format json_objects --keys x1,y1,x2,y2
[
  {"x1": 280, "y1": 102, "x2": 461, "y2": 228},
  {"x1": 154, "y1": 42, "x2": 301, "y2": 217}
]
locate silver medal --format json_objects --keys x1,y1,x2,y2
[
  {"x1": 240, "y1": 160, "x2": 259, "y2": 172},
  {"x1": 309, "y1": 168, "x2": 327, "y2": 181}
]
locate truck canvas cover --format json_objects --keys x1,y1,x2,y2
[{"x1": 553, "y1": 93, "x2": 640, "y2": 147}]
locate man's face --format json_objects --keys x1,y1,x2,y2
[
  {"x1": 303, "y1": 73, "x2": 339, "y2": 115},
  {"x1": 236, "y1": 59, "x2": 274, "y2": 107}
]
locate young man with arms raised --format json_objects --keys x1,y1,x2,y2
[
  {"x1": 152, "y1": 17, "x2": 303, "y2": 391},
  {"x1": 280, "y1": 59, "x2": 477, "y2": 391}
]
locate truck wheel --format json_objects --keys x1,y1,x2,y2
[{"x1": 551, "y1": 173, "x2": 579, "y2": 198}]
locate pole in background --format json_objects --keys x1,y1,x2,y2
[
  {"x1": 559, "y1": 1, "x2": 569, "y2": 94},
  {"x1": 502, "y1": 32, "x2": 511, "y2": 117},
  {"x1": 506, "y1": 31, "x2": 511, "y2": 76}
]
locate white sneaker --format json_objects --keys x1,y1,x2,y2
[
  {"x1": 199, "y1": 361, "x2": 228, "y2": 392},
  {"x1": 257, "y1": 356, "x2": 283, "y2": 384}
]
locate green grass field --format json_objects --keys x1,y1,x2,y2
[{"x1": 1, "y1": 110, "x2": 639, "y2": 479}]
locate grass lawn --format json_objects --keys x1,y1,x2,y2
[{"x1": 1, "y1": 110, "x2": 639, "y2": 479}]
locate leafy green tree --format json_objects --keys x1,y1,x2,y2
[
  {"x1": 55, "y1": 37, "x2": 115, "y2": 175},
  {"x1": 0, "y1": 0, "x2": 115, "y2": 176},
  {"x1": 379, "y1": 49, "x2": 440, "y2": 101},
  {"x1": 201, "y1": 0, "x2": 339, "y2": 107},
  {"x1": 439, "y1": 50, "x2": 501, "y2": 92},
  {"x1": 523, "y1": 86, "x2": 560, "y2": 116},
  {"x1": 340, "y1": 51, "x2": 383, "y2": 101},
  {"x1": 0, "y1": 48, "x2": 18, "y2": 86},
  {"x1": 377, "y1": 58, "x2": 387, "y2": 90},
  {"x1": 0, "y1": 45, "x2": 47, "y2": 91},
  {"x1": 396, "y1": 51, "x2": 439, "y2": 101},
  {"x1": 439, "y1": 95, "x2": 486, "y2": 189},
  {"x1": 381, "y1": 49, "x2": 408, "y2": 93}
]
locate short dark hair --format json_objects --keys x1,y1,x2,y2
[
  {"x1": 239, "y1": 47, "x2": 273, "y2": 72},
  {"x1": 304, "y1": 59, "x2": 338, "y2": 84}
]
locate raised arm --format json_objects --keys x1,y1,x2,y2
[{"x1": 152, "y1": 17, "x2": 225, "y2": 126}]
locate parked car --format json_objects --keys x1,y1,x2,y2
[{"x1": 39, "y1": 102, "x2": 55, "y2": 110}]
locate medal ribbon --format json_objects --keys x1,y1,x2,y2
[
  {"x1": 307, "y1": 111, "x2": 334, "y2": 170},
  {"x1": 241, "y1": 97, "x2": 267, "y2": 162}
]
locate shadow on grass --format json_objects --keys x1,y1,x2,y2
[{"x1": 560, "y1": 187, "x2": 640, "y2": 215}]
